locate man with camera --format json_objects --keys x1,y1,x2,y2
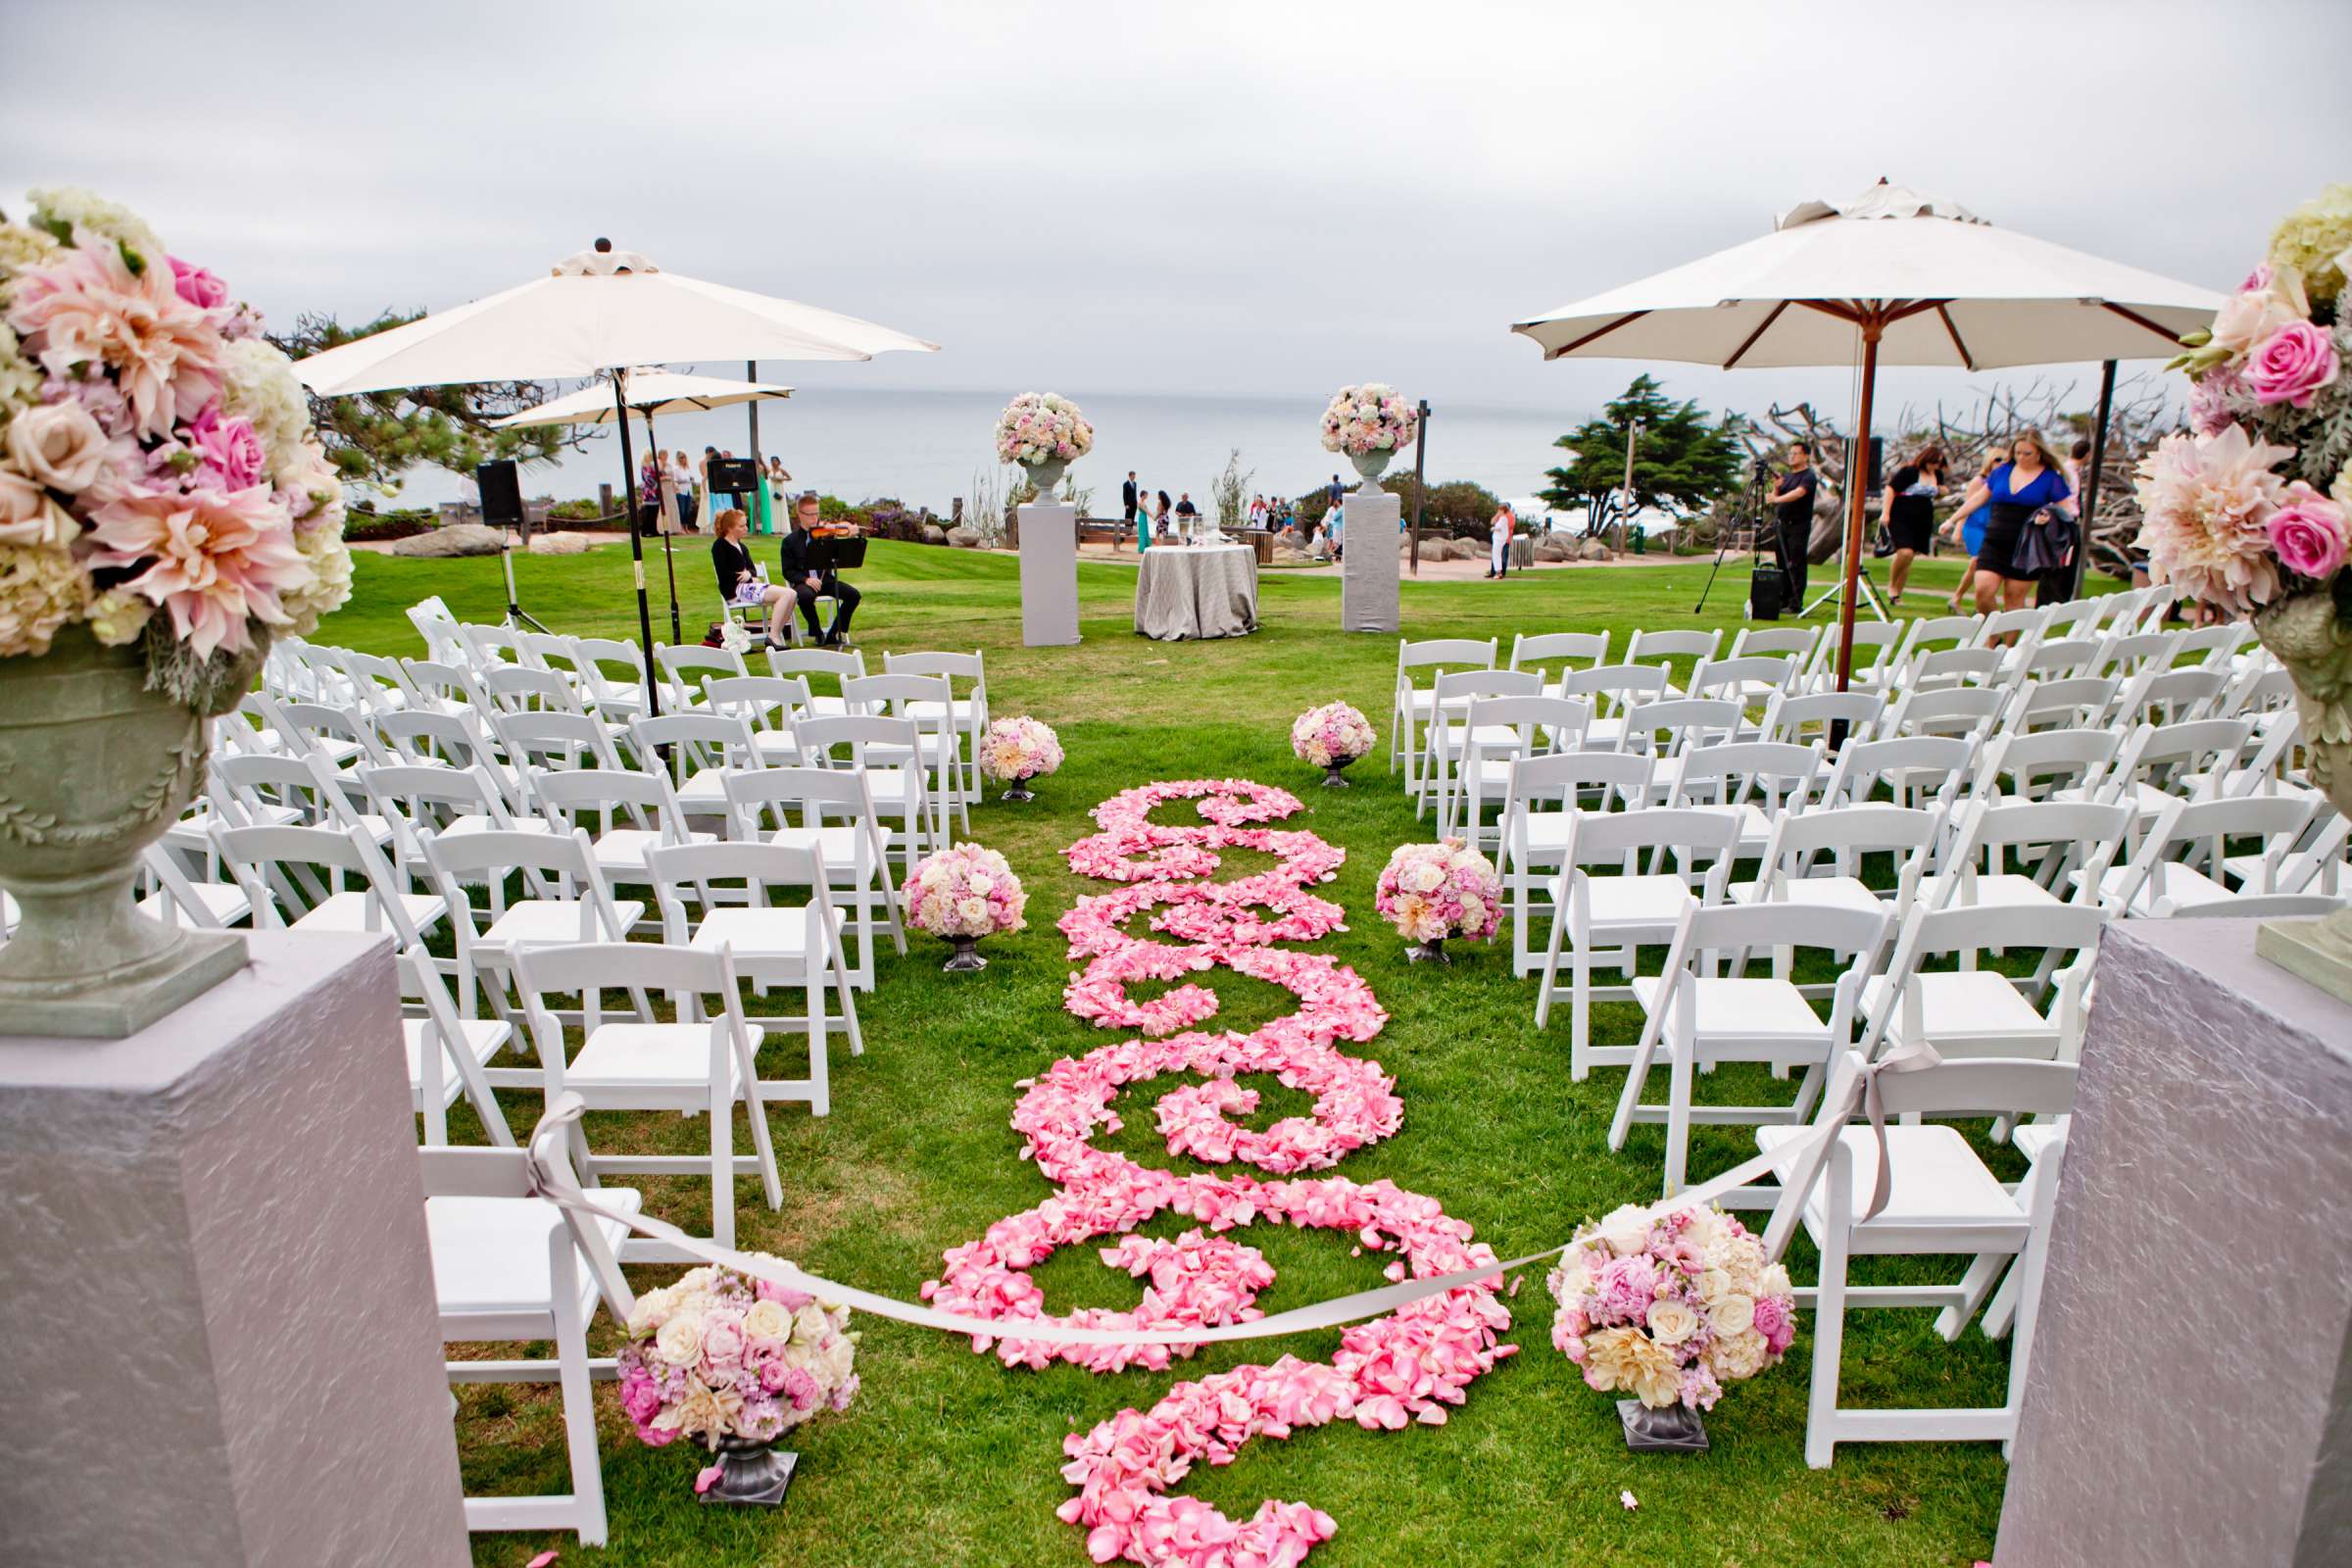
[
  {"x1": 1766, "y1": 441, "x2": 1819, "y2": 605},
  {"x1": 777, "y1": 491, "x2": 861, "y2": 647}
]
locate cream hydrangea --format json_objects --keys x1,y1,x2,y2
[
  {"x1": 25, "y1": 187, "x2": 163, "y2": 262},
  {"x1": 0, "y1": 220, "x2": 62, "y2": 278},
  {"x1": 85, "y1": 585, "x2": 154, "y2": 648},
  {"x1": 0, "y1": 323, "x2": 40, "y2": 423},
  {"x1": 219, "y1": 335, "x2": 311, "y2": 476},
  {"x1": 0, "y1": 541, "x2": 86, "y2": 656},
  {"x1": 281, "y1": 526, "x2": 353, "y2": 637},
  {"x1": 2269, "y1": 182, "x2": 2352, "y2": 309}
]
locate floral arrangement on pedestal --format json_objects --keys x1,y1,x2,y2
[
  {"x1": 978, "y1": 714, "x2": 1062, "y2": 802},
  {"x1": 616, "y1": 1259, "x2": 858, "y2": 1503},
  {"x1": 2148, "y1": 183, "x2": 2352, "y2": 995},
  {"x1": 906, "y1": 842, "x2": 1027, "y2": 970},
  {"x1": 0, "y1": 188, "x2": 354, "y2": 1034},
  {"x1": 1290, "y1": 701, "x2": 1377, "y2": 786},
  {"x1": 1547, "y1": 1203, "x2": 1796, "y2": 1447},
  {"x1": 1374, "y1": 837, "x2": 1501, "y2": 961},
  {"x1": 996, "y1": 391, "x2": 1093, "y2": 496},
  {"x1": 1318, "y1": 383, "x2": 1418, "y2": 485}
]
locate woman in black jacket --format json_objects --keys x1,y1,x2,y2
[{"x1": 711, "y1": 508, "x2": 787, "y2": 645}]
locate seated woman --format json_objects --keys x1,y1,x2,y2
[{"x1": 710, "y1": 507, "x2": 788, "y2": 647}]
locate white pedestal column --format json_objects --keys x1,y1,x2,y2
[
  {"x1": 1018, "y1": 502, "x2": 1080, "y2": 647},
  {"x1": 0, "y1": 933, "x2": 467, "y2": 1568},
  {"x1": 1341, "y1": 488, "x2": 1401, "y2": 633}
]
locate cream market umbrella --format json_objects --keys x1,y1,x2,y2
[
  {"x1": 495, "y1": 368, "x2": 798, "y2": 642},
  {"x1": 1510, "y1": 182, "x2": 2221, "y2": 688},
  {"x1": 296, "y1": 241, "x2": 937, "y2": 707}
]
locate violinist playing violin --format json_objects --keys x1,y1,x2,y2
[{"x1": 777, "y1": 491, "x2": 861, "y2": 648}]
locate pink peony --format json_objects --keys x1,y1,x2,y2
[
  {"x1": 1590, "y1": 1254, "x2": 1663, "y2": 1323},
  {"x1": 181, "y1": 405, "x2": 267, "y2": 491},
  {"x1": 2247, "y1": 320, "x2": 2340, "y2": 409},
  {"x1": 2267, "y1": 481, "x2": 2350, "y2": 580},
  {"x1": 84, "y1": 482, "x2": 310, "y2": 657},
  {"x1": 7, "y1": 227, "x2": 223, "y2": 439},
  {"x1": 1751, "y1": 1293, "x2": 1794, "y2": 1355},
  {"x1": 168, "y1": 257, "x2": 229, "y2": 311}
]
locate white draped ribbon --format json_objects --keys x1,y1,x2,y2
[{"x1": 520, "y1": 1043, "x2": 1940, "y2": 1348}]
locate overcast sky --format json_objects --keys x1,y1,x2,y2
[{"x1": 5, "y1": 0, "x2": 2347, "y2": 428}]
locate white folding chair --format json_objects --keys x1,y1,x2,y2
[
  {"x1": 1427, "y1": 681, "x2": 1566, "y2": 842},
  {"x1": 725, "y1": 764, "x2": 907, "y2": 989},
  {"x1": 1760, "y1": 690, "x2": 1881, "y2": 750},
  {"x1": 884, "y1": 650, "x2": 990, "y2": 806},
  {"x1": 1497, "y1": 750, "x2": 1651, "y2": 978},
  {"x1": 401, "y1": 943, "x2": 514, "y2": 1147},
  {"x1": 422, "y1": 827, "x2": 644, "y2": 1021},
  {"x1": 1918, "y1": 798, "x2": 2132, "y2": 913},
  {"x1": 795, "y1": 711, "x2": 937, "y2": 862},
  {"x1": 531, "y1": 767, "x2": 715, "y2": 907},
  {"x1": 629, "y1": 710, "x2": 763, "y2": 825},
  {"x1": 844, "y1": 671, "x2": 965, "y2": 839},
  {"x1": 1665, "y1": 739, "x2": 1826, "y2": 858},
  {"x1": 1561, "y1": 662, "x2": 1674, "y2": 752},
  {"x1": 214, "y1": 819, "x2": 446, "y2": 947},
  {"x1": 654, "y1": 642, "x2": 749, "y2": 712},
  {"x1": 1391, "y1": 637, "x2": 1497, "y2": 792},
  {"x1": 2093, "y1": 793, "x2": 2322, "y2": 916},
  {"x1": 763, "y1": 645, "x2": 868, "y2": 718},
  {"x1": 1506, "y1": 630, "x2": 1610, "y2": 694},
  {"x1": 1860, "y1": 901, "x2": 2104, "y2": 1064}
]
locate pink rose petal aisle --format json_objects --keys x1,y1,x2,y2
[{"x1": 920, "y1": 778, "x2": 1514, "y2": 1568}]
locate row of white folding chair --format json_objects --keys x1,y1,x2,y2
[
  {"x1": 629, "y1": 708, "x2": 947, "y2": 863},
  {"x1": 2093, "y1": 793, "x2": 2348, "y2": 916}
]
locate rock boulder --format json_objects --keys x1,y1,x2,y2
[{"x1": 389, "y1": 523, "x2": 508, "y2": 559}]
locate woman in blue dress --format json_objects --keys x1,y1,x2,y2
[
  {"x1": 1939, "y1": 450, "x2": 1999, "y2": 611},
  {"x1": 1940, "y1": 430, "x2": 2072, "y2": 618}
]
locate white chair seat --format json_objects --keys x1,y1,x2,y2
[
  {"x1": 906, "y1": 698, "x2": 978, "y2": 727},
  {"x1": 2051, "y1": 781, "x2": 2173, "y2": 818},
  {"x1": 479, "y1": 899, "x2": 646, "y2": 949},
  {"x1": 1860, "y1": 971, "x2": 2052, "y2": 1047},
  {"x1": 1691, "y1": 802, "x2": 1777, "y2": 847},
  {"x1": 1578, "y1": 874, "x2": 1695, "y2": 928},
  {"x1": 425, "y1": 1190, "x2": 641, "y2": 1317},
  {"x1": 688, "y1": 906, "x2": 841, "y2": 965},
  {"x1": 568, "y1": 1022, "x2": 755, "y2": 1091},
  {"x1": 749, "y1": 731, "x2": 803, "y2": 764},
  {"x1": 588, "y1": 828, "x2": 716, "y2": 879},
  {"x1": 1914, "y1": 872, "x2": 2067, "y2": 912},
  {"x1": 2092, "y1": 860, "x2": 2233, "y2": 914},
  {"x1": 137, "y1": 879, "x2": 251, "y2": 926},
  {"x1": 1758, "y1": 1124, "x2": 2026, "y2": 1238},
  {"x1": 439, "y1": 813, "x2": 558, "y2": 843},
  {"x1": 291, "y1": 890, "x2": 447, "y2": 937},
  {"x1": 1630, "y1": 975, "x2": 1828, "y2": 1041},
  {"x1": 1729, "y1": 876, "x2": 1886, "y2": 917},
  {"x1": 405, "y1": 1016, "x2": 511, "y2": 1107},
  {"x1": 673, "y1": 769, "x2": 737, "y2": 811},
  {"x1": 860, "y1": 769, "x2": 924, "y2": 809},
  {"x1": 765, "y1": 824, "x2": 866, "y2": 868}
]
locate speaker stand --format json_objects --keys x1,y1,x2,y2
[
  {"x1": 1801, "y1": 562, "x2": 1891, "y2": 624},
  {"x1": 499, "y1": 536, "x2": 552, "y2": 635}
]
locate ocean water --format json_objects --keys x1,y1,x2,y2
[{"x1": 385, "y1": 387, "x2": 1586, "y2": 518}]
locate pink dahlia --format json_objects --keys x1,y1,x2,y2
[
  {"x1": 84, "y1": 483, "x2": 310, "y2": 658},
  {"x1": 2132, "y1": 423, "x2": 2295, "y2": 614},
  {"x1": 7, "y1": 227, "x2": 223, "y2": 440}
]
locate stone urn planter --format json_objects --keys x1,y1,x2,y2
[
  {"x1": 2251, "y1": 594, "x2": 2352, "y2": 1001},
  {"x1": 1025, "y1": 458, "x2": 1067, "y2": 499},
  {"x1": 0, "y1": 628, "x2": 247, "y2": 1037},
  {"x1": 1348, "y1": 450, "x2": 1392, "y2": 489}
]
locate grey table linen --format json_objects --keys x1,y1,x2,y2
[{"x1": 1134, "y1": 545, "x2": 1258, "y2": 640}]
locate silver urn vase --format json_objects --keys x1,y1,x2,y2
[{"x1": 2252, "y1": 593, "x2": 2352, "y2": 1001}]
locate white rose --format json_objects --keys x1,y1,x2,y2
[
  {"x1": 1757, "y1": 1263, "x2": 1792, "y2": 1300},
  {"x1": 742, "y1": 1299, "x2": 793, "y2": 1343},
  {"x1": 956, "y1": 896, "x2": 991, "y2": 927},
  {"x1": 1645, "y1": 1298, "x2": 1701, "y2": 1346},
  {"x1": 1402, "y1": 860, "x2": 1445, "y2": 895},
  {"x1": 0, "y1": 465, "x2": 73, "y2": 548},
  {"x1": 793, "y1": 1301, "x2": 831, "y2": 1342},
  {"x1": 814, "y1": 1331, "x2": 856, "y2": 1390},
  {"x1": 1701, "y1": 1267, "x2": 1735, "y2": 1302},
  {"x1": 1594, "y1": 1204, "x2": 1655, "y2": 1258},
  {"x1": 5, "y1": 402, "x2": 109, "y2": 493},
  {"x1": 654, "y1": 1310, "x2": 706, "y2": 1366},
  {"x1": 1708, "y1": 1293, "x2": 1755, "y2": 1338},
  {"x1": 625, "y1": 1286, "x2": 675, "y2": 1339}
]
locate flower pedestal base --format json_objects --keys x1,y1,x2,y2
[
  {"x1": 1001, "y1": 780, "x2": 1037, "y2": 803},
  {"x1": 1405, "y1": 938, "x2": 1448, "y2": 964},
  {"x1": 2254, "y1": 908, "x2": 2352, "y2": 1004},
  {"x1": 1321, "y1": 762, "x2": 1353, "y2": 789},
  {"x1": 1617, "y1": 1400, "x2": 1709, "y2": 1453},
  {"x1": 700, "y1": 1438, "x2": 797, "y2": 1506},
  {"x1": 942, "y1": 936, "x2": 988, "y2": 972}
]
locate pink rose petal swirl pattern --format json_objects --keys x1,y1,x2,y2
[{"x1": 919, "y1": 778, "x2": 1515, "y2": 1568}]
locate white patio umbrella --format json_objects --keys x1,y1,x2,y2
[
  {"x1": 1511, "y1": 181, "x2": 2222, "y2": 688},
  {"x1": 493, "y1": 368, "x2": 798, "y2": 643},
  {"x1": 295, "y1": 241, "x2": 937, "y2": 705}
]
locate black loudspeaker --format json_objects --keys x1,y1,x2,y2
[
  {"x1": 1750, "y1": 564, "x2": 1787, "y2": 620},
  {"x1": 475, "y1": 459, "x2": 523, "y2": 527},
  {"x1": 709, "y1": 457, "x2": 759, "y2": 495},
  {"x1": 1865, "y1": 436, "x2": 1885, "y2": 495}
]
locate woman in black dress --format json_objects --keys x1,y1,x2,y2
[
  {"x1": 710, "y1": 507, "x2": 788, "y2": 646},
  {"x1": 1879, "y1": 445, "x2": 1944, "y2": 606},
  {"x1": 1940, "y1": 429, "x2": 2074, "y2": 621}
]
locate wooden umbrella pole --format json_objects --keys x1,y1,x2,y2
[{"x1": 1834, "y1": 316, "x2": 1883, "y2": 694}]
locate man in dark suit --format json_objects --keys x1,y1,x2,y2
[
  {"x1": 777, "y1": 491, "x2": 860, "y2": 646},
  {"x1": 1122, "y1": 470, "x2": 1139, "y2": 526}
]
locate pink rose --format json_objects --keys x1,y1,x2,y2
[
  {"x1": 169, "y1": 257, "x2": 230, "y2": 312},
  {"x1": 182, "y1": 405, "x2": 267, "y2": 491},
  {"x1": 2247, "y1": 320, "x2": 2340, "y2": 409},
  {"x1": 2267, "y1": 482, "x2": 2349, "y2": 580}
]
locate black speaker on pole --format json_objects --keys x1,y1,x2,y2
[
  {"x1": 1865, "y1": 436, "x2": 1885, "y2": 495},
  {"x1": 475, "y1": 459, "x2": 523, "y2": 528},
  {"x1": 708, "y1": 457, "x2": 759, "y2": 497}
]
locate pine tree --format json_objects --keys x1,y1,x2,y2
[{"x1": 1540, "y1": 375, "x2": 1745, "y2": 515}]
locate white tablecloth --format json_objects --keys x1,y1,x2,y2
[{"x1": 1135, "y1": 545, "x2": 1258, "y2": 641}]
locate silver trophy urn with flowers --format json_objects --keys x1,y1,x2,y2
[
  {"x1": 2150, "y1": 183, "x2": 2352, "y2": 999},
  {"x1": 0, "y1": 189, "x2": 355, "y2": 1036}
]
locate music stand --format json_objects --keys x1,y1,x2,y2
[{"x1": 808, "y1": 535, "x2": 866, "y2": 574}]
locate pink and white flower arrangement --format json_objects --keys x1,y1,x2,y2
[
  {"x1": 1290, "y1": 701, "x2": 1376, "y2": 776},
  {"x1": 1547, "y1": 1204, "x2": 1796, "y2": 1411},
  {"x1": 616, "y1": 1259, "x2": 859, "y2": 1455},
  {"x1": 2149, "y1": 183, "x2": 2352, "y2": 618},
  {"x1": 1317, "y1": 383, "x2": 1418, "y2": 459},
  {"x1": 906, "y1": 842, "x2": 1027, "y2": 939},
  {"x1": 996, "y1": 391, "x2": 1094, "y2": 469},
  {"x1": 0, "y1": 188, "x2": 350, "y2": 703},
  {"x1": 979, "y1": 714, "x2": 1063, "y2": 799},
  {"x1": 1374, "y1": 838, "x2": 1501, "y2": 952}
]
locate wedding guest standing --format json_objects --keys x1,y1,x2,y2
[
  {"x1": 1765, "y1": 441, "x2": 1819, "y2": 605},
  {"x1": 672, "y1": 449, "x2": 700, "y2": 533},
  {"x1": 1940, "y1": 450, "x2": 2002, "y2": 611},
  {"x1": 1940, "y1": 428, "x2": 2073, "y2": 620},
  {"x1": 1486, "y1": 501, "x2": 1516, "y2": 579},
  {"x1": 758, "y1": 455, "x2": 791, "y2": 535},
  {"x1": 1122, "y1": 470, "x2": 1139, "y2": 529},
  {"x1": 1879, "y1": 444, "x2": 1943, "y2": 605}
]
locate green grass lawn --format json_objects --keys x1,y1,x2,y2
[{"x1": 328, "y1": 539, "x2": 2057, "y2": 1568}]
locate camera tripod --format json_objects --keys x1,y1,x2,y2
[{"x1": 1691, "y1": 466, "x2": 1772, "y2": 615}]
